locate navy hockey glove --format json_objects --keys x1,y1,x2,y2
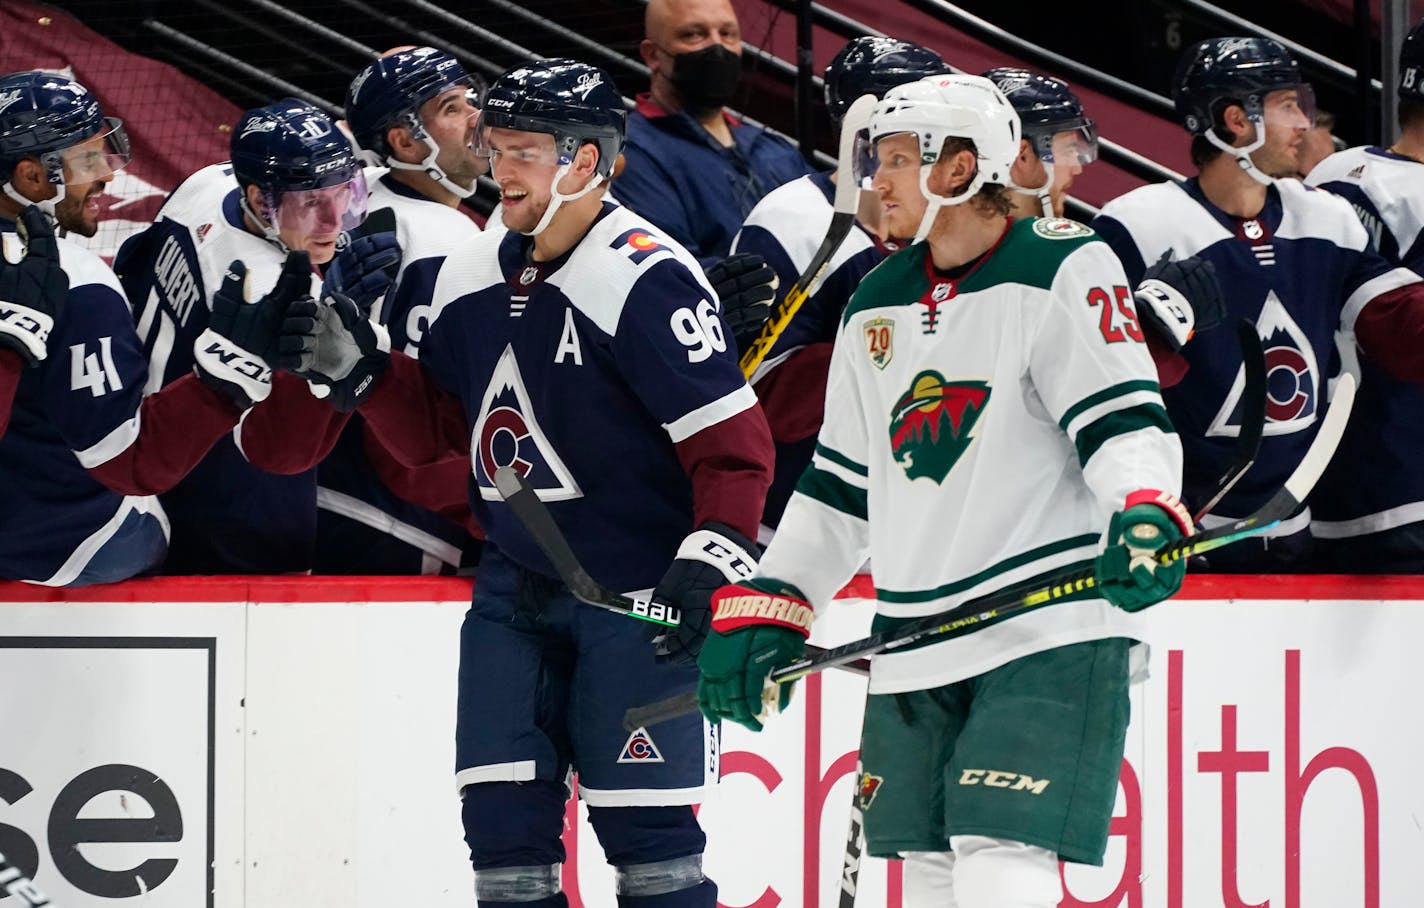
[
  {"x1": 1095, "y1": 492, "x2": 1192, "y2": 612},
  {"x1": 0, "y1": 205, "x2": 68, "y2": 366},
  {"x1": 195, "y1": 252, "x2": 310, "y2": 409},
  {"x1": 1134, "y1": 250, "x2": 1225, "y2": 351},
  {"x1": 279, "y1": 290, "x2": 391, "y2": 412},
  {"x1": 698, "y1": 578, "x2": 811, "y2": 731},
  {"x1": 324, "y1": 231, "x2": 401, "y2": 314},
  {"x1": 706, "y1": 253, "x2": 777, "y2": 354},
  {"x1": 650, "y1": 522, "x2": 760, "y2": 664}
]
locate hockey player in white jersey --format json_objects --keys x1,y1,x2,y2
[
  {"x1": 697, "y1": 74, "x2": 1187, "y2": 908},
  {"x1": 1304, "y1": 18, "x2": 1424, "y2": 570},
  {"x1": 312, "y1": 46, "x2": 491, "y2": 574},
  {"x1": 1092, "y1": 37, "x2": 1424, "y2": 571}
]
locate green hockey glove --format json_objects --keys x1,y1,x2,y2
[
  {"x1": 1095, "y1": 492, "x2": 1191, "y2": 612},
  {"x1": 697, "y1": 578, "x2": 811, "y2": 731}
]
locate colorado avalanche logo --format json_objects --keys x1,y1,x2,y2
[
  {"x1": 1207, "y1": 291, "x2": 1320, "y2": 437},
  {"x1": 617, "y1": 727, "x2": 664, "y2": 764},
  {"x1": 888, "y1": 371, "x2": 990, "y2": 483},
  {"x1": 472, "y1": 346, "x2": 582, "y2": 500}
]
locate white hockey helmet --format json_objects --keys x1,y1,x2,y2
[{"x1": 867, "y1": 73, "x2": 1021, "y2": 241}]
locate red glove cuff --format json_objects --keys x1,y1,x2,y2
[
  {"x1": 1124, "y1": 488, "x2": 1193, "y2": 537},
  {"x1": 710, "y1": 582, "x2": 814, "y2": 638}
]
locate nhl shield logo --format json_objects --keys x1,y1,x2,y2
[
  {"x1": 864, "y1": 317, "x2": 894, "y2": 369},
  {"x1": 618, "y1": 727, "x2": 665, "y2": 764},
  {"x1": 519, "y1": 265, "x2": 539, "y2": 286},
  {"x1": 888, "y1": 371, "x2": 991, "y2": 483}
]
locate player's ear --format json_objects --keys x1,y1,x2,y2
[
  {"x1": 574, "y1": 142, "x2": 601, "y2": 180},
  {"x1": 1221, "y1": 103, "x2": 1253, "y2": 144},
  {"x1": 1017, "y1": 138, "x2": 1036, "y2": 165},
  {"x1": 9, "y1": 158, "x2": 54, "y2": 202},
  {"x1": 386, "y1": 124, "x2": 419, "y2": 163},
  {"x1": 244, "y1": 183, "x2": 269, "y2": 222}
]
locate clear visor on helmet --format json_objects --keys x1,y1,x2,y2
[
  {"x1": 1263, "y1": 83, "x2": 1316, "y2": 131},
  {"x1": 267, "y1": 168, "x2": 369, "y2": 236},
  {"x1": 56, "y1": 117, "x2": 131, "y2": 182},
  {"x1": 1038, "y1": 120, "x2": 1098, "y2": 167},
  {"x1": 473, "y1": 114, "x2": 566, "y2": 169},
  {"x1": 853, "y1": 130, "x2": 924, "y2": 188},
  {"x1": 416, "y1": 80, "x2": 483, "y2": 132}
]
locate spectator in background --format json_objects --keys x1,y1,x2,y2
[
  {"x1": 314, "y1": 46, "x2": 489, "y2": 575},
  {"x1": 1304, "y1": 19, "x2": 1424, "y2": 571},
  {"x1": 1092, "y1": 38, "x2": 1424, "y2": 572},
  {"x1": 114, "y1": 99, "x2": 397, "y2": 574},
  {"x1": 0, "y1": 72, "x2": 308, "y2": 585},
  {"x1": 1296, "y1": 108, "x2": 1344, "y2": 178},
  {"x1": 611, "y1": 0, "x2": 815, "y2": 265},
  {"x1": 984, "y1": 67, "x2": 1098, "y2": 219},
  {"x1": 730, "y1": 35, "x2": 947, "y2": 532}
]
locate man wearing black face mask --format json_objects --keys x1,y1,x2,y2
[{"x1": 612, "y1": 0, "x2": 815, "y2": 266}]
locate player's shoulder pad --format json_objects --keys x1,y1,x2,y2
[
  {"x1": 841, "y1": 241, "x2": 928, "y2": 327},
  {"x1": 991, "y1": 217, "x2": 1105, "y2": 290},
  {"x1": 425, "y1": 227, "x2": 508, "y2": 330},
  {"x1": 1303, "y1": 146, "x2": 1370, "y2": 189},
  {"x1": 367, "y1": 178, "x2": 481, "y2": 260},
  {"x1": 1276, "y1": 175, "x2": 1371, "y2": 250},
  {"x1": 1096, "y1": 180, "x2": 1231, "y2": 261},
  {"x1": 739, "y1": 174, "x2": 826, "y2": 232},
  {"x1": 561, "y1": 205, "x2": 711, "y2": 337},
  {"x1": 54, "y1": 235, "x2": 127, "y2": 299},
  {"x1": 156, "y1": 162, "x2": 240, "y2": 225}
]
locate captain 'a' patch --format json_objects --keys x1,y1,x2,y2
[
  {"x1": 888, "y1": 371, "x2": 991, "y2": 483},
  {"x1": 618, "y1": 727, "x2": 665, "y2": 763}
]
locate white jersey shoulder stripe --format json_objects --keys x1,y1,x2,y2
[
  {"x1": 425, "y1": 228, "x2": 509, "y2": 330},
  {"x1": 733, "y1": 174, "x2": 875, "y2": 277},
  {"x1": 1095, "y1": 181, "x2": 1231, "y2": 261},
  {"x1": 1274, "y1": 177, "x2": 1370, "y2": 250},
  {"x1": 56, "y1": 236, "x2": 127, "y2": 300},
  {"x1": 1308, "y1": 146, "x2": 1424, "y2": 261},
  {"x1": 662, "y1": 383, "x2": 757, "y2": 443},
  {"x1": 1341, "y1": 266, "x2": 1423, "y2": 332}
]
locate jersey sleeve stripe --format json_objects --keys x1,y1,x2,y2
[
  {"x1": 73, "y1": 412, "x2": 142, "y2": 468},
  {"x1": 814, "y1": 441, "x2": 868, "y2": 477},
  {"x1": 1073, "y1": 402, "x2": 1176, "y2": 467},
  {"x1": 876, "y1": 533, "x2": 1100, "y2": 605},
  {"x1": 662, "y1": 383, "x2": 758, "y2": 443},
  {"x1": 1342, "y1": 267, "x2": 1423, "y2": 333},
  {"x1": 793, "y1": 465, "x2": 869, "y2": 520},
  {"x1": 1057, "y1": 380, "x2": 1161, "y2": 435}
]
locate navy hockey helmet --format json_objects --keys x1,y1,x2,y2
[
  {"x1": 1172, "y1": 37, "x2": 1304, "y2": 135},
  {"x1": 1400, "y1": 19, "x2": 1424, "y2": 102},
  {"x1": 231, "y1": 99, "x2": 360, "y2": 193},
  {"x1": 345, "y1": 47, "x2": 485, "y2": 161},
  {"x1": 983, "y1": 67, "x2": 1096, "y2": 165},
  {"x1": 824, "y1": 37, "x2": 949, "y2": 127},
  {"x1": 0, "y1": 71, "x2": 129, "y2": 185},
  {"x1": 478, "y1": 59, "x2": 625, "y2": 178}
]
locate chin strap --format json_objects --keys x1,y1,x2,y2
[
  {"x1": 523, "y1": 164, "x2": 605, "y2": 237},
  {"x1": 1205, "y1": 124, "x2": 1274, "y2": 186},
  {"x1": 387, "y1": 133, "x2": 477, "y2": 200},
  {"x1": 912, "y1": 163, "x2": 982, "y2": 244},
  {"x1": 1008, "y1": 161, "x2": 1055, "y2": 217},
  {"x1": 3, "y1": 180, "x2": 62, "y2": 224}
]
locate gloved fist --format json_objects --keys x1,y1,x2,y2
[
  {"x1": 194, "y1": 251, "x2": 310, "y2": 408},
  {"x1": 697, "y1": 578, "x2": 813, "y2": 731},
  {"x1": 650, "y1": 522, "x2": 759, "y2": 664},
  {"x1": 278, "y1": 290, "x2": 391, "y2": 412},
  {"x1": 324, "y1": 231, "x2": 401, "y2": 313},
  {"x1": 1134, "y1": 250, "x2": 1225, "y2": 351},
  {"x1": 705, "y1": 253, "x2": 777, "y2": 354},
  {"x1": 1095, "y1": 492, "x2": 1192, "y2": 612},
  {"x1": 0, "y1": 205, "x2": 68, "y2": 366}
]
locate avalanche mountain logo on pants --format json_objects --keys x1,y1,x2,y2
[
  {"x1": 618, "y1": 727, "x2": 665, "y2": 763},
  {"x1": 888, "y1": 371, "x2": 990, "y2": 483}
]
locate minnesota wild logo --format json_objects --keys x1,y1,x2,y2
[{"x1": 888, "y1": 371, "x2": 990, "y2": 483}]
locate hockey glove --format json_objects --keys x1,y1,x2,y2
[
  {"x1": 1094, "y1": 493, "x2": 1192, "y2": 612},
  {"x1": 279, "y1": 290, "x2": 391, "y2": 412},
  {"x1": 323, "y1": 231, "x2": 401, "y2": 314},
  {"x1": 194, "y1": 252, "x2": 309, "y2": 409},
  {"x1": 650, "y1": 522, "x2": 760, "y2": 664},
  {"x1": 697, "y1": 578, "x2": 812, "y2": 731},
  {"x1": 0, "y1": 205, "x2": 68, "y2": 366},
  {"x1": 706, "y1": 253, "x2": 777, "y2": 354},
  {"x1": 1134, "y1": 250, "x2": 1226, "y2": 351}
]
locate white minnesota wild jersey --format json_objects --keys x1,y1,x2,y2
[{"x1": 757, "y1": 217, "x2": 1183, "y2": 693}]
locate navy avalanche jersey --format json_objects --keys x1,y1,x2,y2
[
  {"x1": 114, "y1": 163, "x2": 323, "y2": 573},
  {"x1": 420, "y1": 202, "x2": 757, "y2": 591},
  {"x1": 0, "y1": 228, "x2": 165, "y2": 584},
  {"x1": 1307, "y1": 147, "x2": 1424, "y2": 534},
  {"x1": 1093, "y1": 177, "x2": 1419, "y2": 520}
]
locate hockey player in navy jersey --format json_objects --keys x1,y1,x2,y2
[
  {"x1": 309, "y1": 46, "x2": 490, "y2": 574},
  {"x1": 730, "y1": 36, "x2": 947, "y2": 530},
  {"x1": 1092, "y1": 37, "x2": 1424, "y2": 571},
  {"x1": 699, "y1": 73, "x2": 1185, "y2": 908},
  {"x1": 1304, "y1": 19, "x2": 1424, "y2": 571},
  {"x1": 114, "y1": 98, "x2": 393, "y2": 575},
  {"x1": 0, "y1": 72, "x2": 310, "y2": 585},
  {"x1": 984, "y1": 67, "x2": 1097, "y2": 219},
  {"x1": 281, "y1": 60, "x2": 772, "y2": 907}
]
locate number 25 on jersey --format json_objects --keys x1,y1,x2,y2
[{"x1": 1086, "y1": 285, "x2": 1144, "y2": 344}]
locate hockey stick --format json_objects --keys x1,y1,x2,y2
[
  {"x1": 1193, "y1": 320, "x2": 1267, "y2": 522},
  {"x1": 0, "y1": 849, "x2": 55, "y2": 906},
  {"x1": 623, "y1": 371, "x2": 1357, "y2": 731},
  {"x1": 494, "y1": 466, "x2": 872, "y2": 678},
  {"x1": 737, "y1": 93, "x2": 877, "y2": 379}
]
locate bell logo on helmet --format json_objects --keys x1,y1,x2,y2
[
  {"x1": 0, "y1": 90, "x2": 21, "y2": 115},
  {"x1": 571, "y1": 71, "x2": 604, "y2": 101},
  {"x1": 239, "y1": 116, "x2": 276, "y2": 139},
  {"x1": 348, "y1": 68, "x2": 373, "y2": 102}
]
